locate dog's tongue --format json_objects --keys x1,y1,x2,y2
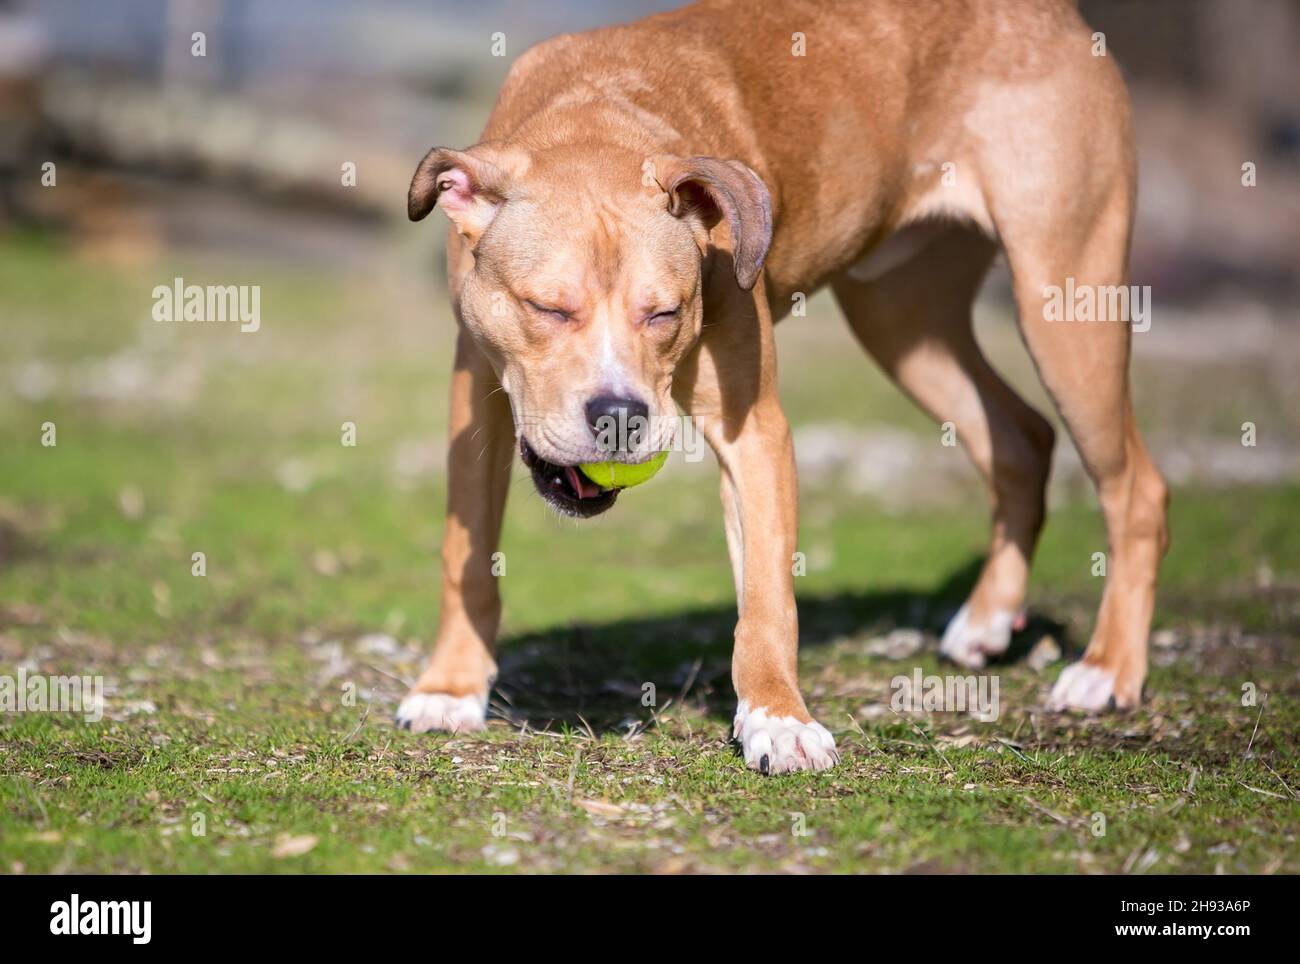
[{"x1": 565, "y1": 465, "x2": 603, "y2": 499}]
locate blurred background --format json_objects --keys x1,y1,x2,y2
[{"x1": 2, "y1": 0, "x2": 1299, "y2": 296}]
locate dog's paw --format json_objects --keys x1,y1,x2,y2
[
  {"x1": 939, "y1": 604, "x2": 1018, "y2": 668},
  {"x1": 1046, "y1": 661, "x2": 1117, "y2": 712},
  {"x1": 732, "y1": 701, "x2": 839, "y2": 775},
  {"x1": 395, "y1": 691, "x2": 486, "y2": 733}
]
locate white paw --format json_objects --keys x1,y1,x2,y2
[
  {"x1": 939, "y1": 604, "x2": 1017, "y2": 668},
  {"x1": 395, "y1": 691, "x2": 486, "y2": 733},
  {"x1": 732, "y1": 701, "x2": 839, "y2": 775},
  {"x1": 1047, "y1": 661, "x2": 1115, "y2": 712}
]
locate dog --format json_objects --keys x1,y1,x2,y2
[{"x1": 396, "y1": 0, "x2": 1169, "y2": 774}]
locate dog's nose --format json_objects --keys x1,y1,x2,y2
[{"x1": 586, "y1": 395, "x2": 649, "y2": 451}]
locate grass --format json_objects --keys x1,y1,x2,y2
[{"x1": 1, "y1": 232, "x2": 1297, "y2": 874}]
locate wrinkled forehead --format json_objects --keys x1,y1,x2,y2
[{"x1": 479, "y1": 191, "x2": 698, "y2": 303}]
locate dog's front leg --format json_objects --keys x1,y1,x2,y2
[
  {"x1": 677, "y1": 291, "x2": 838, "y2": 775},
  {"x1": 717, "y1": 407, "x2": 838, "y2": 774},
  {"x1": 396, "y1": 330, "x2": 513, "y2": 733}
]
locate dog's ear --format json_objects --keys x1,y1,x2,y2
[
  {"x1": 647, "y1": 154, "x2": 773, "y2": 290},
  {"x1": 408, "y1": 146, "x2": 514, "y2": 246}
]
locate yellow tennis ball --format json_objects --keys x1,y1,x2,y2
[{"x1": 579, "y1": 451, "x2": 669, "y2": 489}]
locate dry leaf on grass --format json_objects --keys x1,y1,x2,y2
[
  {"x1": 271, "y1": 834, "x2": 318, "y2": 858},
  {"x1": 574, "y1": 798, "x2": 625, "y2": 818}
]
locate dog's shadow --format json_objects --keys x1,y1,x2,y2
[{"x1": 491, "y1": 557, "x2": 1070, "y2": 733}]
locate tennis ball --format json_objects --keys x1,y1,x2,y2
[{"x1": 579, "y1": 451, "x2": 669, "y2": 489}]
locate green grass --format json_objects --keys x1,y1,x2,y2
[{"x1": 1, "y1": 233, "x2": 1297, "y2": 873}]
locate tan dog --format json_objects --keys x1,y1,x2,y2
[{"x1": 397, "y1": 0, "x2": 1169, "y2": 774}]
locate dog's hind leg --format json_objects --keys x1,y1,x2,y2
[
  {"x1": 997, "y1": 187, "x2": 1168, "y2": 711},
  {"x1": 396, "y1": 330, "x2": 514, "y2": 732},
  {"x1": 980, "y1": 48, "x2": 1169, "y2": 710},
  {"x1": 832, "y1": 225, "x2": 1056, "y2": 668}
]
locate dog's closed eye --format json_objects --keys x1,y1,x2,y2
[
  {"x1": 645, "y1": 305, "x2": 681, "y2": 324},
  {"x1": 525, "y1": 299, "x2": 572, "y2": 321}
]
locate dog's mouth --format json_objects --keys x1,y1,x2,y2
[{"x1": 520, "y1": 439, "x2": 618, "y2": 518}]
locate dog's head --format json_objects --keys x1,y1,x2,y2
[{"x1": 408, "y1": 141, "x2": 772, "y2": 517}]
